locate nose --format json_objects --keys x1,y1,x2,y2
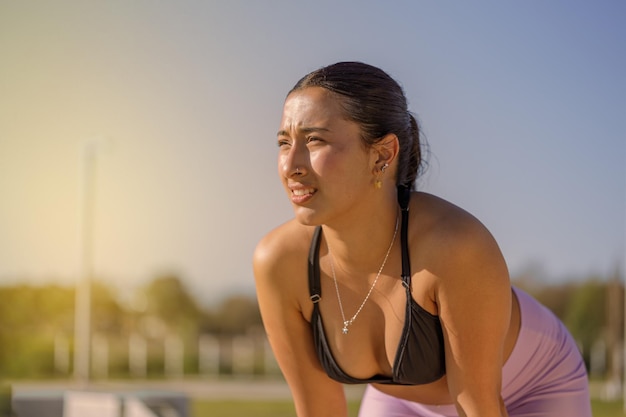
[{"x1": 279, "y1": 143, "x2": 308, "y2": 178}]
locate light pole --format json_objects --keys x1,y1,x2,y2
[{"x1": 73, "y1": 139, "x2": 101, "y2": 384}]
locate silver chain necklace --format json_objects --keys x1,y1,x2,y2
[{"x1": 328, "y1": 215, "x2": 399, "y2": 335}]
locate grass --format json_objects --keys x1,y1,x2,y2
[
  {"x1": 191, "y1": 399, "x2": 361, "y2": 417},
  {"x1": 592, "y1": 399, "x2": 624, "y2": 417},
  {"x1": 191, "y1": 398, "x2": 623, "y2": 416}
]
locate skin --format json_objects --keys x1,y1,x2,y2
[{"x1": 253, "y1": 86, "x2": 520, "y2": 417}]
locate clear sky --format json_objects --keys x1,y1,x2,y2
[{"x1": 1, "y1": 1, "x2": 624, "y2": 305}]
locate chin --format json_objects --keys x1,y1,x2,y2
[{"x1": 292, "y1": 206, "x2": 325, "y2": 227}]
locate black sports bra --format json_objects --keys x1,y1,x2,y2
[{"x1": 307, "y1": 186, "x2": 446, "y2": 385}]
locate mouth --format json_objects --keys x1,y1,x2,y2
[
  {"x1": 289, "y1": 185, "x2": 317, "y2": 204},
  {"x1": 292, "y1": 187, "x2": 316, "y2": 196}
]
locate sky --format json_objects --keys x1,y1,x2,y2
[{"x1": 0, "y1": 1, "x2": 624, "y2": 306}]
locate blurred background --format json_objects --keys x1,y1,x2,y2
[{"x1": 1, "y1": 1, "x2": 624, "y2": 416}]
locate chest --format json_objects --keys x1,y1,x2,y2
[{"x1": 315, "y1": 268, "x2": 437, "y2": 380}]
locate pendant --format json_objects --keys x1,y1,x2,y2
[{"x1": 342, "y1": 321, "x2": 350, "y2": 335}]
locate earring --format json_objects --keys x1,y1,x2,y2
[{"x1": 375, "y1": 163, "x2": 388, "y2": 189}]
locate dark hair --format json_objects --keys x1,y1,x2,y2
[{"x1": 289, "y1": 61, "x2": 425, "y2": 190}]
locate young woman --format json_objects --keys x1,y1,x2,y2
[{"x1": 253, "y1": 62, "x2": 591, "y2": 417}]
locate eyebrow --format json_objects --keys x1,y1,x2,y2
[{"x1": 277, "y1": 126, "x2": 331, "y2": 137}]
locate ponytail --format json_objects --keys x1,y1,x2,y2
[{"x1": 402, "y1": 113, "x2": 423, "y2": 190}]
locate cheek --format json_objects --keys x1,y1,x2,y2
[
  {"x1": 309, "y1": 150, "x2": 341, "y2": 179},
  {"x1": 308, "y1": 151, "x2": 324, "y2": 172},
  {"x1": 315, "y1": 152, "x2": 368, "y2": 187},
  {"x1": 276, "y1": 154, "x2": 284, "y2": 173},
  {"x1": 277, "y1": 152, "x2": 291, "y2": 178}
]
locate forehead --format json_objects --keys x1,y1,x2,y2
[{"x1": 280, "y1": 87, "x2": 348, "y2": 132}]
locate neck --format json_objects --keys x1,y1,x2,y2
[{"x1": 322, "y1": 195, "x2": 400, "y2": 275}]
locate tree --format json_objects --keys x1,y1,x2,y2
[
  {"x1": 564, "y1": 279, "x2": 606, "y2": 361},
  {"x1": 0, "y1": 284, "x2": 74, "y2": 377},
  {"x1": 91, "y1": 280, "x2": 127, "y2": 335},
  {"x1": 201, "y1": 295, "x2": 262, "y2": 335},
  {"x1": 142, "y1": 274, "x2": 201, "y2": 338}
]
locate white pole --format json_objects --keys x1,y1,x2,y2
[{"x1": 73, "y1": 141, "x2": 98, "y2": 384}]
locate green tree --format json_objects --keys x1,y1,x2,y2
[
  {"x1": 142, "y1": 275, "x2": 201, "y2": 336},
  {"x1": 0, "y1": 284, "x2": 74, "y2": 378},
  {"x1": 202, "y1": 295, "x2": 262, "y2": 335},
  {"x1": 563, "y1": 279, "x2": 606, "y2": 360},
  {"x1": 91, "y1": 280, "x2": 127, "y2": 335}
]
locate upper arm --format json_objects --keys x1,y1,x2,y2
[
  {"x1": 253, "y1": 229, "x2": 347, "y2": 417},
  {"x1": 433, "y1": 218, "x2": 511, "y2": 416}
]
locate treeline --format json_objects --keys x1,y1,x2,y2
[
  {"x1": 0, "y1": 272, "x2": 623, "y2": 380},
  {"x1": 0, "y1": 275, "x2": 263, "y2": 379}
]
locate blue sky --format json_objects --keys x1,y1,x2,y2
[{"x1": 0, "y1": 1, "x2": 624, "y2": 305}]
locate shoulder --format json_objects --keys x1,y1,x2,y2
[
  {"x1": 410, "y1": 192, "x2": 508, "y2": 284},
  {"x1": 253, "y1": 220, "x2": 317, "y2": 292},
  {"x1": 254, "y1": 220, "x2": 319, "y2": 323},
  {"x1": 411, "y1": 192, "x2": 495, "y2": 243},
  {"x1": 253, "y1": 219, "x2": 316, "y2": 270}
]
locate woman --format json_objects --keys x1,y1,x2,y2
[{"x1": 253, "y1": 62, "x2": 591, "y2": 417}]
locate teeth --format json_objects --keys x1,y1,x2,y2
[{"x1": 293, "y1": 188, "x2": 314, "y2": 196}]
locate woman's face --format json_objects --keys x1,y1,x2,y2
[{"x1": 277, "y1": 87, "x2": 377, "y2": 226}]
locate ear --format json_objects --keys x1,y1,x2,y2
[{"x1": 370, "y1": 133, "x2": 400, "y2": 172}]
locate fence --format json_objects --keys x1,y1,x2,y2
[{"x1": 52, "y1": 329, "x2": 279, "y2": 380}]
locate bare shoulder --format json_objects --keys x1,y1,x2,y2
[
  {"x1": 254, "y1": 220, "x2": 314, "y2": 272},
  {"x1": 253, "y1": 220, "x2": 317, "y2": 301},
  {"x1": 412, "y1": 192, "x2": 498, "y2": 244},
  {"x1": 410, "y1": 192, "x2": 509, "y2": 285}
]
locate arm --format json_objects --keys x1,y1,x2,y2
[
  {"x1": 253, "y1": 228, "x2": 348, "y2": 417},
  {"x1": 433, "y1": 217, "x2": 511, "y2": 417}
]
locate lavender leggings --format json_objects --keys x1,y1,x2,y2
[{"x1": 357, "y1": 288, "x2": 591, "y2": 417}]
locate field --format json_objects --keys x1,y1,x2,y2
[
  {"x1": 192, "y1": 400, "x2": 360, "y2": 417},
  {"x1": 192, "y1": 399, "x2": 622, "y2": 417}
]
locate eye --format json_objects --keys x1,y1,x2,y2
[
  {"x1": 306, "y1": 136, "x2": 323, "y2": 144},
  {"x1": 277, "y1": 138, "x2": 291, "y2": 148}
]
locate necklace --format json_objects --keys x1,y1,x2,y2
[{"x1": 328, "y1": 215, "x2": 399, "y2": 335}]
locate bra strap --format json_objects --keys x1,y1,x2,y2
[
  {"x1": 308, "y1": 226, "x2": 323, "y2": 303},
  {"x1": 398, "y1": 185, "x2": 412, "y2": 288}
]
